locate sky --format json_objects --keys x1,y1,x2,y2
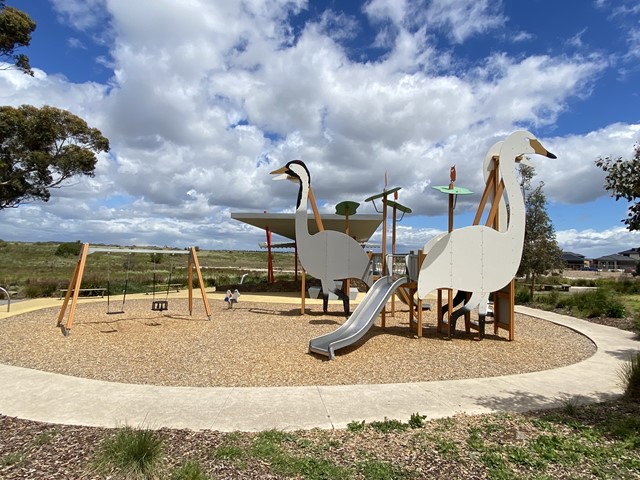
[{"x1": 1, "y1": 0, "x2": 639, "y2": 259}]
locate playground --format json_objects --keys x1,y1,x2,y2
[
  {"x1": 0, "y1": 292, "x2": 595, "y2": 388},
  {"x1": 0, "y1": 131, "x2": 603, "y2": 389}
]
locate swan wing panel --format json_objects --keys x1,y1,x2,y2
[
  {"x1": 417, "y1": 232, "x2": 452, "y2": 298},
  {"x1": 323, "y1": 230, "x2": 372, "y2": 285},
  {"x1": 449, "y1": 227, "x2": 485, "y2": 293}
]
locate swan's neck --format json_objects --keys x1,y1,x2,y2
[
  {"x1": 500, "y1": 155, "x2": 525, "y2": 241},
  {"x1": 295, "y1": 179, "x2": 311, "y2": 243}
]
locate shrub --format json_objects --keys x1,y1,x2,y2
[
  {"x1": 618, "y1": 352, "x2": 640, "y2": 401},
  {"x1": 54, "y1": 241, "x2": 82, "y2": 257},
  {"x1": 22, "y1": 280, "x2": 59, "y2": 298},
  {"x1": 515, "y1": 286, "x2": 531, "y2": 304},
  {"x1": 408, "y1": 412, "x2": 426, "y2": 429},
  {"x1": 347, "y1": 420, "x2": 366, "y2": 432},
  {"x1": 567, "y1": 288, "x2": 625, "y2": 318},
  {"x1": 369, "y1": 417, "x2": 408, "y2": 433},
  {"x1": 613, "y1": 279, "x2": 640, "y2": 295}
]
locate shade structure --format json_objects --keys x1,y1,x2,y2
[{"x1": 230, "y1": 212, "x2": 382, "y2": 244}]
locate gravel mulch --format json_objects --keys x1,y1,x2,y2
[{"x1": 0, "y1": 298, "x2": 595, "y2": 388}]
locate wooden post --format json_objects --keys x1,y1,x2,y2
[
  {"x1": 294, "y1": 243, "x2": 298, "y2": 282},
  {"x1": 301, "y1": 266, "x2": 306, "y2": 315},
  {"x1": 266, "y1": 225, "x2": 274, "y2": 284},
  {"x1": 57, "y1": 242, "x2": 89, "y2": 335},
  {"x1": 417, "y1": 249, "x2": 425, "y2": 337},
  {"x1": 190, "y1": 247, "x2": 212, "y2": 320},
  {"x1": 188, "y1": 255, "x2": 194, "y2": 314},
  {"x1": 344, "y1": 205, "x2": 351, "y2": 302},
  {"x1": 301, "y1": 187, "x2": 323, "y2": 314},
  {"x1": 308, "y1": 186, "x2": 324, "y2": 232},
  {"x1": 380, "y1": 191, "x2": 388, "y2": 328},
  {"x1": 390, "y1": 196, "x2": 397, "y2": 317}
]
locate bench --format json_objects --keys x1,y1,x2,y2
[
  {"x1": 58, "y1": 288, "x2": 106, "y2": 299},
  {"x1": 540, "y1": 284, "x2": 571, "y2": 292},
  {"x1": 145, "y1": 283, "x2": 183, "y2": 295}
]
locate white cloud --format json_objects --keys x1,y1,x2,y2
[
  {"x1": 51, "y1": 0, "x2": 108, "y2": 31},
  {"x1": 0, "y1": 1, "x2": 638, "y2": 254},
  {"x1": 425, "y1": 0, "x2": 506, "y2": 44},
  {"x1": 556, "y1": 227, "x2": 640, "y2": 258}
]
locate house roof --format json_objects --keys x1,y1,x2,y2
[
  {"x1": 231, "y1": 212, "x2": 383, "y2": 244},
  {"x1": 593, "y1": 253, "x2": 638, "y2": 263},
  {"x1": 562, "y1": 251, "x2": 585, "y2": 262},
  {"x1": 618, "y1": 247, "x2": 640, "y2": 255}
]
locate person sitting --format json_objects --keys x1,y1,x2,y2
[{"x1": 224, "y1": 289, "x2": 240, "y2": 309}]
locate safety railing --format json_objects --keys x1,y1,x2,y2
[{"x1": 0, "y1": 286, "x2": 11, "y2": 313}]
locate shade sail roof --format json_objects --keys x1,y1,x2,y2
[{"x1": 231, "y1": 212, "x2": 382, "y2": 244}]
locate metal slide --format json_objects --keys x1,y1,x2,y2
[{"x1": 308, "y1": 275, "x2": 410, "y2": 360}]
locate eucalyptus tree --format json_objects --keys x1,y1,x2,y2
[
  {"x1": 596, "y1": 143, "x2": 640, "y2": 231},
  {"x1": 0, "y1": 105, "x2": 109, "y2": 209},
  {"x1": 517, "y1": 165, "x2": 564, "y2": 298}
]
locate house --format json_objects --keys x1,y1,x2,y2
[
  {"x1": 592, "y1": 253, "x2": 638, "y2": 271},
  {"x1": 561, "y1": 252, "x2": 588, "y2": 270},
  {"x1": 618, "y1": 247, "x2": 640, "y2": 260}
]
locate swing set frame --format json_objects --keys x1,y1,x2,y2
[{"x1": 57, "y1": 243, "x2": 212, "y2": 336}]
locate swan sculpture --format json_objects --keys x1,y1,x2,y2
[
  {"x1": 422, "y1": 141, "x2": 504, "y2": 332},
  {"x1": 271, "y1": 160, "x2": 373, "y2": 314},
  {"x1": 418, "y1": 131, "x2": 556, "y2": 310}
]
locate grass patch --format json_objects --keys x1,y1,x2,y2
[
  {"x1": 271, "y1": 455, "x2": 351, "y2": 480},
  {"x1": 248, "y1": 429, "x2": 350, "y2": 479},
  {"x1": 171, "y1": 460, "x2": 210, "y2": 480},
  {"x1": 369, "y1": 417, "x2": 409, "y2": 433},
  {"x1": 356, "y1": 459, "x2": 412, "y2": 479},
  {"x1": 347, "y1": 420, "x2": 366, "y2": 432},
  {"x1": 1, "y1": 452, "x2": 26, "y2": 467},
  {"x1": 466, "y1": 428, "x2": 485, "y2": 451},
  {"x1": 211, "y1": 444, "x2": 245, "y2": 461},
  {"x1": 433, "y1": 435, "x2": 459, "y2": 457},
  {"x1": 93, "y1": 425, "x2": 164, "y2": 479},
  {"x1": 34, "y1": 429, "x2": 58, "y2": 445}
]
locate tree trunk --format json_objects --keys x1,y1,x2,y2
[{"x1": 529, "y1": 273, "x2": 536, "y2": 300}]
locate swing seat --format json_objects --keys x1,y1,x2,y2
[{"x1": 151, "y1": 300, "x2": 169, "y2": 311}]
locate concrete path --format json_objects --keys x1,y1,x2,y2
[{"x1": 0, "y1": 301, "x2": 638, "y2": 432}]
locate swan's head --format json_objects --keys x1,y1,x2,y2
[
  {"x1": 270, "y1": 160, "x2": 310, "y2": 186},
  {"x1": 501, "y1": 130, "x2": 556, "y2": 166}
]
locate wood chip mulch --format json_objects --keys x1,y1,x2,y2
[{"x1": 0, "y1": 298, "x2": 596, "y2": 388}]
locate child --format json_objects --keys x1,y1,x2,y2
[{"x1": 224, "y1": 289, "x2": 240, "y2": 309}]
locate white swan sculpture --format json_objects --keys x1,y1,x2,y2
[
  {"x1": 271, "y1": 160, "x2": 373, "y2": 314},
  {"x1": 418, "y1": 131, "x2": 556, "y2": 309}
]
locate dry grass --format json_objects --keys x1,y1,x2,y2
[{"x1": 0, "y1": 296, "x2": 595, "y2": 388}]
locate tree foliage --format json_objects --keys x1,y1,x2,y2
[
  {"x1": 54, "y1": 240, "x2": 82, "y2": 257},
  {"x1": 517, "y1": 166, "x2": 564, "y2": 296},
  {"x1": 596, "y1": 143, "x2": 640, "y2": 231},
  {"x1": 0, "y1": 104, "x2": 110, "y2": 209},
  {"x1": 0, "y1": 0, "x2": 36, "y2": 75}
]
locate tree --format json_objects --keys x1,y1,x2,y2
[
  {"x1": 596, "y1": 143, "x2": 640, "y2": 231},
  {"x1": 0, "y1": 105, "x2": 110, "y2": 209},
  {"x1": 0, "y1": 1, "x2": 36, "y2": 75},
  {"x1": 517, "y1": 165, "x2": 564, "y2": 298}
]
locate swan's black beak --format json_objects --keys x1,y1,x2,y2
[{"x1": 530, "y1": 138, "x2": 557, "y2": 159}]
